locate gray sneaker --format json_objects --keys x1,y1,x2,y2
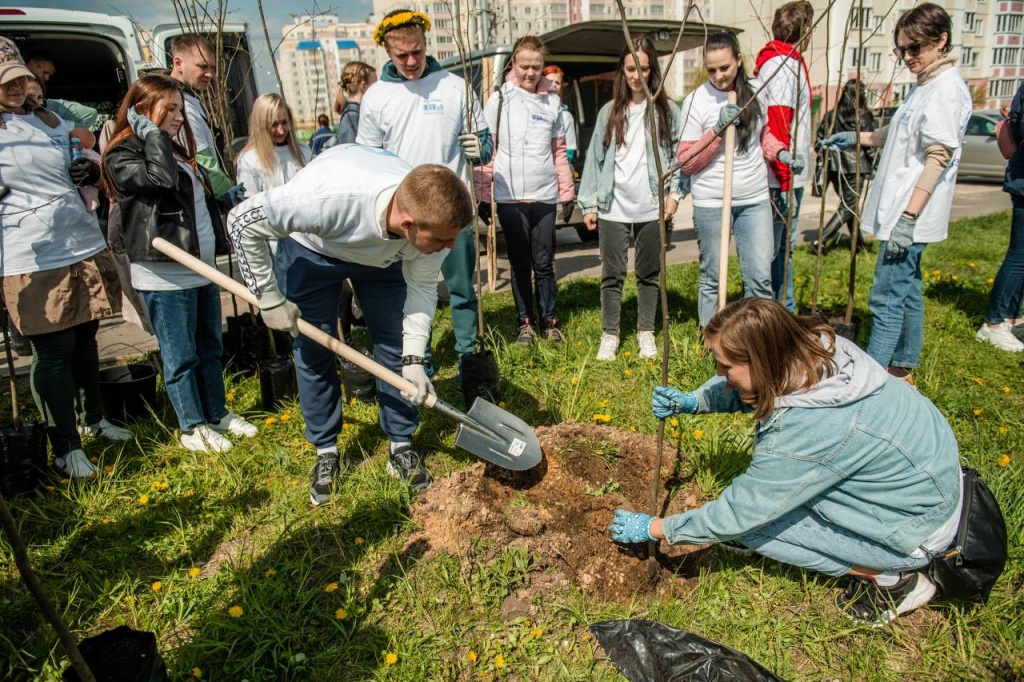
[
  {"x1": 309, "y1": 453, "x2": 341, "y2": 506},
  {"x1": 386, "y1": 445, "x2": 433, "y2": 491},
  {"x1": 516, "y1": 323, "x2": 537, "y2": 344}
]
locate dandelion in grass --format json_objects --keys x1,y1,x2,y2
[
  {"x1": 182, "y1": 490, "x2": 194, "y2": 498},
  {"x1": 624, "y1": 369, "x2": 632, "y2": 377},
  {"x1": 931, "y1": 270, "x2": 941, "y2": 277},
  {"x1": 593, "y1": 414, "x2": 611, "y2": 423},
  {"x1": 623, "y1": 351, "x2": 631, "y2": 357},
  {"x1": 1003, "y1": 386, "x2": 1011, "y2": 394},
  {"x1": 138, "y1": 495, "x2": 149, "y2": 505},
  {"x1": 630, "y1": 426, "x2": 636, "y2": 432},
  {"x1": 999, "y1": 454, "x2": 1011, "y2": 468},
  {"x1": 582, "y1": 632, "x2": 593, "y2": 642},
  {"x1": 280, "y1": 413, "x2": 291, "y2": 421},
  {"x1": 192, "y1": 668, "x2": 202, "y2": 679},
  {"x1": 89, "y1": 456, "x2": 98, "y2": 464},
  {"x1": 226, "y1": 390, "x2": 235, "y2": 402},
  {"x1": 951, "y1": 275, "x2": 959, "y2": 281},
  {"x1": 693, "y1": 429, "x2": 704, "y2": 440},
  {"x1": 385, "y1": 652, "x2": 398, "y2": 665},
  {"x1": 123, "y1": 595, "x2": 135, "y2": 605},
  {"x1": 968, "y1": 262, "x2": 976, "y2": 268},
  {"x1": 103, "y1": 465, "x2": 114, "y2": 475},
  {"x1": 530, "y1": 627, "x2": 544, "y2": 637},
  {"x1": 335, "y1": 608, "x2": 347, "y2": 619},
  {"x1": 999, "y1": 426, "x2": 1007, "y2": 435},
  {"x1": 350, "y1": 397, "x2": 357, "y2": 406},
  {"x1": 987, "y1": 277, "x2": 995, "y2": 284},
  {"x1": 670, "y1": 418, "x2": 679, "y2": 427},
  {"x1": 974, "y1": 409, "x2": 983, "y2": 417},
  {"x1": 188, "y1": 567, "x2": 201, "y2": 579},
  {"x1": 228, "y1": 605, "x2": 243, "y2": 618},
  {"x1": 354, "y1": 537, "x2": 365, "y2": 546},
  {"x1": 467, "y1": 650, "x2": 477, "y2": 663},
  {"x1": 151, "y1": 581, "x2": 162, "y2": 592},
  {"x1": 265, "y1": 417, "x2": 277, "y2": 427},
  {"x1": 498, "y1": 401, "x2": 507, "y2": 409},
  {"x1": 264, "y1": 568, "x2": 276, "y2": 578},
  {"x1": 973, "y1": 377, "x2": 985, "y2": 385},
  {"x1": 102, "y1": 517, "x2": 111, "y2": 524},
  {"x1": 570, "y1": 377, "x2": 577, "y2": 384},
  {"x1": 495, "y1": 654, "x2": 506, "y2": 668},
  {"x1": 325, "y1": 582, "x2": 339, "y2": 593},
  {"x1": 529, "y1": 360, "x2": 536, "y2": 368},
  {"x1": 342, "y1": 423, "x2": 349, "y2": 430}
]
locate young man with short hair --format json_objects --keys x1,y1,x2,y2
[
  {"x1": 24, "y1": 48, "x2": 98, "y2": 129},
  {"x1": 357, "y1": 10, "x2": 496, "y2": 404},
  {"x1": 755, "y1": 0, "x2": 813, "y2": 311},
  {"x1": 227, "y1": 145, "x2": 475, "y2": 504}
]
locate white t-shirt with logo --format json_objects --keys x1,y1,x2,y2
[
  {"x1": 603, "y1": 102, "x2": 659, "y2": 223},
  {"x1": 861, "y1": 67, "x2": 971, "y2": 242},
  {"x1": 484, "y1": 81, "x2": 565, "y2": 202},
  {"x1": 679, "y1": 82, "x2": 769, "y2": 208},
  {"x1": 0, "y1": 112, "x2": 106, "y2": 276},
  {"x1": 357, "y1": 69, "x2": 485, "y2": 185}
]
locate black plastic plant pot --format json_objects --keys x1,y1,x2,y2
[
  {"x1": 62, "y1": 625, "x2": 168, "y2": 682},
  {"x1": 460, "y1": 349, "x2": 500, "y2": 408},
  {"x1": 259, "y1": 357, "x2": 297, "y2": 412},
  {"x1": 98, "y1": 364, "x2": 159, "y2": 425},
  {"x1": 340, "y1": 349, "x2": 377, "y2": 405},
  {"x1": 829, "y1": 316, "x2": 861, "y2": 344},
  {"x1": 0, "y1": 423, "x2": 47, "y2": 496},
  {"x1": 224, "y1": 313, "x2": 260, "y2": 373}
]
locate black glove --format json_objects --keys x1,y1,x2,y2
[
  {"x1": 561, "y1": 200, "x2": 575, "y2": 224},
  {"x1": 477, "y1": 201, "x2": 492, "y2": 226},
  {"x1": 69, "y1": 158, "x2": 100, "y2": 187}
]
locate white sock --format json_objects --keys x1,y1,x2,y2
[
  {"x1": 316, "y1": 446, "x2": 338, "y2": 458},
  {"x1": 390, "y1": 441, "x2": 409, "y2": 454},
  {"x1": 873, "y1": 571, "x2": 901, "y2": 587}
]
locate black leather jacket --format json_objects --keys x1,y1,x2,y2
[
  {"x1": 815, "y1": 108, "x2": 876, "y2": 179},
  {"x1": 103, "y1": 131, "x2": 228, "y2": 263}
]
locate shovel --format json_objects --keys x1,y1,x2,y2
[{"x1": 150, "y1": 238, "x2": 542, "y2": 471}]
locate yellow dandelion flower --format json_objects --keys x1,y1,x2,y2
[
  {"x1": 342, "y1": 423, "x2": 349, "y2": 430},
  {"x1": 350, "y1": 397, "x2": 357, "y2": 406},
  {"x1": 192, "y1": 668, "x2": 202, "y2": 678},
  {"x1": 998, "y1": 426, "x2": 1007, "y2": 435},
  {"x1": 593, "y1": 413, "x2": 611, "y2": 423},
  {"x1": 693, "y1": 429, "x2": 704, "y2": 439},
  {"x1": 973, "y1": 377, "x2": 985, "y2": 385},
  {"x1": 1003, "y1": 386, "x2": 1011, "y2": 394},
  {"x1": 280, "y1": 413, "x2": 291, "y2": 421},
  {"x1": 582, "y1": 632, "x2": 593, "y2": 642},
  {"x1": 973, "y1": 409, "x2": 982, "y2": 417},
  {"x1": 101, "y1": 517, "x2": 111, "y2": 524},
  {"x1": 354, "y1": 537, "x2": 365, "y2": 546},
  {"x1": 335, "y1": 608, "x2": 347, "y2": 619},
  {"x1": 150, "y1": 481, "x2": 162, "y2": 491},
  {"x1": 89, "y1": 456, "x2": 98, "y2": 464},
  {"x1": 495, "y1": 654, "x2": 505, "y2": 668},
  {"x1": 228, "y1": 605, "x2": 243, "y2": 618},
  {"x1": 951, "y1": 274, "x2": 959, "y2": 281},
  {"x1": 968, "y1": 262, "x2": 976, "y2": 268},
  {"x1": 188, "y1": 567, "x2": 201, "y2": 579},
  {"x1": 138, "y1": 494, "x2": 149, "y2": 505},
  {"x1": 624, "y1": 369, "x2": 632, "y2": 377},
  {"x1": 226, "y1": 390, "x2": 235, "y2": 401},
  {"x1": 529, "y1": 360, "x2": 536, "y2": 368},
  {"x1": 524, "y1": 620, "x2": 531, "y2": 627},
  {"x1": 385, "y1": 652, "x2": 398, "y2": 665},
  {"x1": 325, "y1": 582, "x2": 339, "y2": 593},
  {"x1": 922, "y1": 272, "x2": 929, "y2": 279},
  {"x1": 630, "y1": 426, "x2": 636, "y2": 432},
  {"x1": 123, "y1": 595, "x2": 135, "y2": 604},
  {"x1": 670, "y1": 418, "x2": 679, "y2": 427},
  {"x1": 623, "y1": 351, "x2": 631, "y2": 357},
  {"x1": 467, "y1": 650, "x2": 478, "y2": 663},
  {"x1": 998, "y1": 454, "x2": 1011, "y2": 467},
  {"x1": 530, "y1": 627, "x2": 544, "y2": 637},
  {"x1": 265, "y1": 417, "x2": 277, "y2": 426},
  {"x1": 570, "y1": 377, "x2": 577, "y2": 384},
  {"x1": 987, "y1": 277, "x2": 996, "y2": 284},
  {"x1": 931, "y1": 270, "x2": 941, "y2": 277},
  {"x1": 264, "y1": 568, "x2": 276, "y2": 578},
  {"x1": 103, "y1": 465, "x2": 114, "y2": 474},
  {"x1": 151, "y1": 581, "x2": 162, "y2": 592},
  {"x1": 182, "y1": 490, "x2": 194, "y2": 498},
  {"x1": 498, "y1": 401, "x2": 507, "y2": 408}
]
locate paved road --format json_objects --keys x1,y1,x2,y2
[{"x1": 1, "y1": 180, "x2": 1007, "y2": 375}]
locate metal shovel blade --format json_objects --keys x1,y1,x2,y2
[{"x1": 433, "y1": 397, "x2": 542, "y2": 471}]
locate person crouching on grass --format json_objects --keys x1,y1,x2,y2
[{"x1": 608, "y1": 297, "x2": 963, "y2": 626}]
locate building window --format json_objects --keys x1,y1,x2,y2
[
  {"x1": 963, "y1": 46, "x2": 978, "y2": 68},
  {"x1": 994, "y1": 47, "x2": 1021, "y2": 65},
  {"x1": 849, "y1": 7, "x2": 872, "y2": 29},
  {"x1": 988, "y1": 79, "x2": 1021, "y2": 98},
  {"x1": 965, "y1": 11, "x2": 975, "y2": 30},
  {"x1": 996, "y1": 14, "x2": 1024, "y2": 33}
]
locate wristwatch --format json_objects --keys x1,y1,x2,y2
[
  {"x1": 401, "y1": 355, "x2": 426, "y2": 366},
  {"x1": 901, "y1": 210, "x2": 919, "y2": 220}
]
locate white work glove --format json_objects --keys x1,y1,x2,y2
[
  {"x1": 459, "y1": 133, "x2": 482, "y2": 163},
  {"x1": 261, "y1": 301, "x2": 302, "y2": 337},
  {"x1": 401, "y1": 363, "x2": 436, "y2": 406}
]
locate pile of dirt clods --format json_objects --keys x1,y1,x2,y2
[{"x1": 406, "y1": 423, "x2": 711, "y2": 603}]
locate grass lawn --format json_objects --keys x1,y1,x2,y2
[{"x1": 1, "y1": 211, "x2": 1022, "y2": 681}]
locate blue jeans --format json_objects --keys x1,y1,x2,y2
[
  {"x1": 274, "y1": 237, "x2": 417, "y2": 449},
  {"x1": 693, "y1": 202, "x2": 775, "y2": 326},
  {"x1": 141, "y1": 284, "x2": 227, "y2": 431},
  {"x1": 737, "y1": 506, "x2": 932, "y2": 577},
  {"x1": 985, "y1": 194, "x2": 1024, "y2": 323},
  {"x1": 866, "y1": 242, "x2": 927, "y2": 369},
  {"x1": 770, "y1": 187, "x2": 803, "y2": 311}
]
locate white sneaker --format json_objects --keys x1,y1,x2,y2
[
  {"x1": 209, "y1": 412, "x2": 258, "y2": 438},
  {"x1": 54, "y1": 449, "x2": 97, "y2": 478},
  {"x1": 975, "y1": 323, "x2": 1024, "y2": 352},
  {"x1": 596, "y1": 333, "x2": 619, "y2": 361},
  {"x1": 78, "y1": 418, "x2": 133, "y2": 442},
  {"x1": 180, "y1": 425, "x2": 233, "y2": 453},
  {"x1": 637, "y1": 331, "x2": 658, "y2": 359}
]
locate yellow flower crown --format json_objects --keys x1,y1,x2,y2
[{"x1": 373, "y1": 10, "x2": 432, "y2": 45}]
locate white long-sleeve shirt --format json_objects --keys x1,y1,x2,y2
[{"x1": 227, "y1": 144, "x2": 446, "y2": 356}]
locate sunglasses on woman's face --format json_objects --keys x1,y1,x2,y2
[{"x1": 892, "y1": 42, "x2": 923, "y2": 60}]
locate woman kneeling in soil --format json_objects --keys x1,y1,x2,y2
[{"x1": 609, "y1": 298, "x2": 962, "y2": 625}]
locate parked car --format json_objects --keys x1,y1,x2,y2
[{"x1": 959, "y1": 109, "x2": 1004, "y2": 180}]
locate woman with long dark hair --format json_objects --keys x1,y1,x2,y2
[
  {"x1": 578, "y1": 37, "x2": 681, "y2": 361},
  {"x1": 677, "y1": 30, "x2": 800, "y2": 326},
  {"x1": 102, "y1": 73, "x2": 257, "y2": 453},
  {"x1": 813, "y1": 79, "x2": 875, "y2": 252}
]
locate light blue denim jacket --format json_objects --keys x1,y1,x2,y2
[
  {"x1": 662, "y1": 337, "x2": 961, "y2": 555},
  {"x1": 577, "y1": 100, "x2": 687, "y2": 215}
]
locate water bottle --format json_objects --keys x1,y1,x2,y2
[{"x1": 69, "y1": 136, "x2": 84, "y2": 162}]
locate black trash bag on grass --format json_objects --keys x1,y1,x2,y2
[
  {"x1": 590, "y1": 619, "x2": 785, "y2": 682},
  {"x1": 62, "y1": 625, "x2": 167, "y2": 682}
]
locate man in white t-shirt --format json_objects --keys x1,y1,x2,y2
[
  {"x1": 169, "y1": 34, "x2": 235, "y2": 197},
  {"x1": 358, "y1": 9, "x2": 497, "y2": 406}
]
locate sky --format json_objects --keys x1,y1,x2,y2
[{"x1": 14, "y1": 0, "x2": 374, "y2": 93}]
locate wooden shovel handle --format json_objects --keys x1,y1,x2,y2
[
  {"x1": 717, "y1": 90, "x2": 738, "y2": 313},
  {"x1": 149, "y1": 238, "x2": 435, "y2": 408}
]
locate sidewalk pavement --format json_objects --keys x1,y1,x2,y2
[{"x1": 1, "y1": 180, "x2": 1007, "y2": 376}]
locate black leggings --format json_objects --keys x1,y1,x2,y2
[{"x1": 497, "y1": 202, "x2": 557, "y2": 326}]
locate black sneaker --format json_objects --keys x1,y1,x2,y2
[
  {"x1": 309, "y1": 453, "x2": 340, "y2": 506},
  {"x1": 386, "y1": 444, "x2": 433, "y2": 491},
  {"x1": 835, "y1": 572, "x2": 937, "y2": 626},
  {"x1": 516, "y1": 323, "x2": 536, "y2": 345}
]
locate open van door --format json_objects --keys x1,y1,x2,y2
[{"x1": 149, "y1": 23, "x2": 258, "y2": 159}]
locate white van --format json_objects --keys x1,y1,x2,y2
[{"x1": 0, "y1": 7, "x2": 257, "y2": 149}]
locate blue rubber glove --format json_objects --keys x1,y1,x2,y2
[
  {"x1": 819, "y1": 131, "x2": 857, "y2": 151},
  {"x1": 777, "y1": 150, "x2": 806, "y2": 175},
  {"x1": 652, "y1": 386, "x2": 698, "y2": 419},
  {"x1": 885, "y1": 214, "x2": 916, "y2": 261},
  {"x1": 217, "y1": 183, "x2": 247, "y2": 209},
  {"x1": 714, "y1": 103, "x2": 741, "y2": 134},
  {"x1": 127, "y1": 106, "x2": 159, "y2": 139},
  {"x1": 608, "y1": 509, "x2": 655, "y2": 544}
]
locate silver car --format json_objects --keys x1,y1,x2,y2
[{"x1": 959, "y1": 110, "x2": 1005, "y2": 180}]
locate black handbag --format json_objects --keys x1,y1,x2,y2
[{"x1": 927, "y1": 467, "x2": 1007, "y2": 604}]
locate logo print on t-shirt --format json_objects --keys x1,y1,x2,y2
[{"x1": 423, "y1": 100, "x2": 444, "y2": 115}]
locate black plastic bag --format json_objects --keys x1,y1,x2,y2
[
  {"x1": 590, "y1": 619, "x2": 785, "y2": 682},
  {"x1": 259, "y1": 357, "x2": 297, "y2": 412},
  {"x1": 460, "y1": 349, "x2": 499, "y2": 407},
  {"x1": 62, "y1": 625, "x2": 167, "y2": 682},
  {"x1": 340, "y1": 349, "x2": 377, "y2": 405}
]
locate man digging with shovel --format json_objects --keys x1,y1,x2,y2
[{"x1": 226, "y1": 144, "x2": 474, "y2": 505}]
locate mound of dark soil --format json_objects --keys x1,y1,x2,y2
[{"x1": 407, "y1": 423, "x2": 712, "y2": 603}]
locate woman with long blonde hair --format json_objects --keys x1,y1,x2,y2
[{"x1": 236, "y1": 93, "x2": 310, "y2": 193}]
